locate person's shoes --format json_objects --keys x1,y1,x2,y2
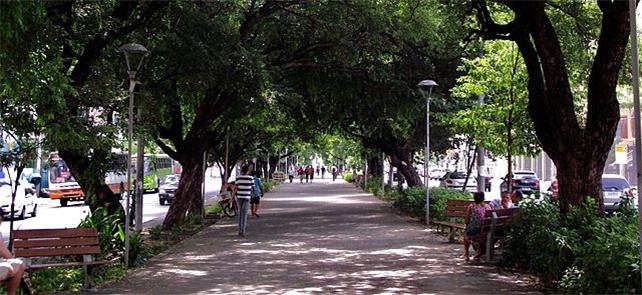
[
  {"x1": 238, "y1": 232, "x2": 246, "y2": 237},
  {"x1": 254, "y1": 213, "x2": 260, "y2": 218}
]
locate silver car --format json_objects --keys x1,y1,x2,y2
[
  {"x1": 602, "y1": 174, "x2": 632, "y2": 210},
  {"x1": 439, "y1": 171, "x2": 478, "y2": 192}
]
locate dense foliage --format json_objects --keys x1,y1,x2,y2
[{"x1": 502, "y1": 198, "x2": 640, "y2": 293}]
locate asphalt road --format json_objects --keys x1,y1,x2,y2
[{"x1": 1, "y1": 176, "x2": 223, "y2": 244}]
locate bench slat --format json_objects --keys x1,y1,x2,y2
[
  {"x1": 432, "y1": 221, "x2": 466, "y2": 229},
  {"x1": 13, "y1": 228, "x2": 98, "y2": 239},
  {"x1": 15, "y1": 246, "x2": 100, "y2": 257},
  {"x1": 14, "y1": 237, "x2": 99, "y2": 249}
]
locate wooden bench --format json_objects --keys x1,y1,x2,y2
[
  {"x1": 432, "y1": 199, "x2": 473, "y2": 242},
  {"x1": 12, "y1": 228, "x2": 107, "y2": 290},
  {"x1": 272, "y1": 171, "x2": 285, "y2": 183},
  {"x1": 475, "y1": 208, "x2": 520, "y2": 261}
]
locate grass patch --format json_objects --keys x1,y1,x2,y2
[{"x1": 26, "y1": 263, "x2": 128, "y2": 294}]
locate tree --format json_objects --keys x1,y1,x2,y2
[
  {"x1": 276, "y1": 0, "x2": 467, "y2": 187},
  {"x1": 450, "y1": 40, "x2": 540, "y2": 190},
  {"x1": 0, "y1": 1, "x2": 168, "y2": 215},
  {"x1": 472, "y1": 0, "x2": 632, "y2": 212}
]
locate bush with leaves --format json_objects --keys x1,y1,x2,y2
[
  {"x1": 342, "y1": 172, "x2": 354, "y2": 183},
  {"x1": 391, "y1": 187, "x2": 471, "y2": 221},
  {"x1": 364, "y1": 177, "x2": 384, "y2": 196},
  {"x1": 78, "y1": 207, "x2": 124, "y2": 258},
  {"x1": 502, "y1": 197, "x2": 640, "y2": 293}
]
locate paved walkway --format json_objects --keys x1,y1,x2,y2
[{"x1": 96, "y1": 178, "x2": 538, "y2": 294}]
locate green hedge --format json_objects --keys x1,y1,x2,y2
[
  {"x1": 342, "y1": 172, "x2": 354, "y2": 183},
  {"x1": 393, "y1": 187, "x2": 471, "y2": 221},
  {"x1": 502, "y1": 197, "x2": 640, "y2": 293}
]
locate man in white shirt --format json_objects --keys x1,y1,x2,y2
[{"x1": 234, "y1": 165, "x2": 255, "y2": 237}]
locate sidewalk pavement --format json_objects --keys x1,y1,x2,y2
[{"x1": 95, "y1": 177, "x2": 539, "y2": 294}]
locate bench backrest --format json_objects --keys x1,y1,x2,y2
[
  {"x1": 444, "y1": 199, "x2": 474, "y2": 218},
  {"x1": 12, "y1": 228, "x2": 100, "y2": 258},
  {"x1": 444, "y1": 199, "x2": 491, "y2": 218},
  {"x1": 480, "y1": 208, "x2": 520, "y2": 234}
]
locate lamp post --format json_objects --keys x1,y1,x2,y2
[
  {"x1": 627, "y1": 0, "x2": 642, "y2": 288},
  {"x1": 119, "y1": 43, "x2": 148, "y2": 267},
  {"x1": 417, "y1": 79, "x2": 438, "y2": 226}
]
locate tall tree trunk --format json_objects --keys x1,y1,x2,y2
[
  {"x1": 367, "y1": 155, "x2": 383, "y2": 178},
  {"x1": 163, "y1": 159, "x2": 203, "y2": 228},
  {"x1": 474, "y1": 1, "x2": 629, "y2": 213},
  {"x1": 389, "y1": 152, "x2": 422, "y2": 187},
  {"x1": 462, "y1": 145, "x2": 478, "y2": 191},
  {"x1": 58, "y1": 149, "x2": 123, "y2": 216},
  {"x1": 554, "y1": 150, "x2": 606, "y2": 213}
]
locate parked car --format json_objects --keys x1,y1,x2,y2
[
  {"x1": 500, "y1": 170, "x2": 540, "y2": 194},
  {"x1": 439, "y1": 171, "x2": 478, "y2": 192},
  {"x1": 0, "y1": 167, "x2": 39, "y2": 219},
  {"x1": 429, "y1": 168, "x2": 450, "y2": 180},
  {"x1": 159, "y1": 174, "x2": 180, "y2": 205},
  {"x1": 602, "y1": 174, "x2": 633, "y2": 210}
]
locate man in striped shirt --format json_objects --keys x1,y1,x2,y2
[{"x1": 235, "y1": 164, "x2": 255, "y2": 237}]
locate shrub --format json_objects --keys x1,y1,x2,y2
[
  {"x1": 502, "y1": 197, "x2": 641, "y2": 294},
  {"x1": 364, "y1": 177, "x2": 384, "y2": 196},
  {"x1": 78, "y1": 207, "x2": 124, "y2": 258},
  {"x1": 342, "y1": 172, "x2": 353, "y2": 183},
  {"x1": 392, "y1": 187, "x2": 471, "y2": 221}
]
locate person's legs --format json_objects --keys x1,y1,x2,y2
[
  {"x1": 6, "y1": 263, "x2": 24, "y2": 295},
  {"x1": 463, "y1": 236, "x2": 471, "y2": 261},
  {"x1": 254, "y1": 199, "x2": 260, "y2": 217},
  {"x1": 237, "y1": 199, "x2": 249, "y2": 236}
]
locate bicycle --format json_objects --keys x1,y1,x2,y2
[{"x1": 218, "y1": 191, "x2": 237, "y2": 217}]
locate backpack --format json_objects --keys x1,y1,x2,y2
[{"x1": 465, "y1": 209, "x2": 481, "y2": 236}]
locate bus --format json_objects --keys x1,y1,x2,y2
[{"x1": 40, "y1": 152, "x2": 128, "y2": 206}]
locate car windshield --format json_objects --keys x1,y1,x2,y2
[
  {"x1": 450, "y1": 172, "x2": 468, "y2": 179},
  {"x1": 602, "y1": 177, "x2": 629, "y2": 191}
]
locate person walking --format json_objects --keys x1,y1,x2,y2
[
  {"x1": 304, "y1": 166, "x2": 310, "y2": 183},
  {"x1": 298, "y1": 166, "x2": 305, "y2": 183},
  {"x1": 288, "y1": 166, "x2": 295, "y2": 183},
  {"x1": 332, "y1": 166, "x2": 338, "y2": 182},
  {"x1": 316, "y1": 165, "x2": 320, "y2": 176},
  {"x1": 308, "y1": 165, "x2": 315, "y2": 183},
  {"x1": 234, "y1": 165, "x2": 254, "y2": 237},
  {"x1": 251, "y1": 171, "x2": 263, "y2": 218},
  {"x1": 321, "y1": 166, "x2": 326, "y2": 179}
]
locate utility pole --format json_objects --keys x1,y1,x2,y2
[
  {"x1": 135, "y1": 108, "x2": 144, "y2": 232},
  {"x1": 477, "y1": 94, "x2": 486, "y2": 193},
  {"x1": 628, "y1": 0, "x2": 642, "y2": 289}
]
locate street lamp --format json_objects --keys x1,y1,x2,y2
[
  {"x1": 119, "y1": 43, "x2": 148, "y2": 267},
  {"x1": 417, "y1": 79, "x2": 437, "y2": 226}
]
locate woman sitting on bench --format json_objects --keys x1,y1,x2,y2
[
  {"x1": 463, "y1": 192, "x2": 491, "y2": 261},
  {"x1": 0, "y1": 211, "x2": 25, "y2": 295}
]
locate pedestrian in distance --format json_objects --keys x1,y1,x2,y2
[
  {"x1": 298, "y1": 166, "x2": 305, "y2": 183},
  {"x1": 288, "y1": 166, "x2": 295, "y2": 183},
  {"x1": 251, "y1": 170, "x2": 263, "y2": 218},
  {"x1": 308, "y1": 165, "x2": 315, "y2": 183},
  {"x1": 321, "y1": 166, "x2": 326, "y2": 179},
  {"x1": 316, "y1": 165, "x2": 320, "y2": 176},
  {"x1": 304, "y1": 166, "x2": 310, "y2": 183},
  {"x1": 234, "y1": 165, "x2": 254, "y2": 237},
  {"x1": 332, "y1": 166, "x2": 338, "y2": 182}
]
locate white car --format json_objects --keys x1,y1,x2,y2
[
  {"x1": 0, "y1": 167, "x2": 38, "y2": 219},
  {"x1": 439, "y1": 171, "x2": 478, "y2": 192},
  {"x1": 429, "y1": 168, "x2": 450, "y2": 180}
]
